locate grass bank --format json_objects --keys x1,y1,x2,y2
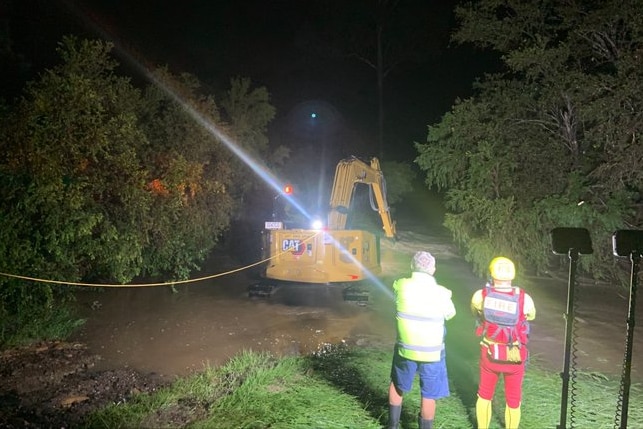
[{"x1": 84, "y1": 344, "x2": 642, "y2": 428}]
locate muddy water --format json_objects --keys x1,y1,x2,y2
[
  {"x1": 71, "y1": 187, "x2": 643, "y2": 382},
  {"x1": 525, "y1": 276, "x2": 643, "y2": 380},
  {"x1": 71, "y1": 258, "x2": 397, "y2": 378},
  {"x1": 72, "y1": 246, "x2": 643, "y2": 383}
]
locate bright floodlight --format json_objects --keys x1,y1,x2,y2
[{"x1": 311, "y1": 219, "x2": 324, "y2": 230}]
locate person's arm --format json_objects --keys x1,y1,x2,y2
[
  {"x1": 524, "y1": 293, "x2": 536, "y2": 321},
  {"x1": 471, "y1": 289, "x2": 483, "y2": 317},
  {"x1": 392, "y1": 279, "x2": 401, "y2": 294},
  {"x1": 445, "y1": 297, "x2": 456, "y2": 321}
]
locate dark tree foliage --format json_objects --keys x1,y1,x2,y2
[
  {"x1": 416, "y1": 0, "x2": 642, "y2": 282},
  {"x1": 0, "y1": 37, "x2": 277, "y2": 345}
]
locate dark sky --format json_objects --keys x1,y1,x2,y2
[{"x1": 4, "y1": 0, "x2": 498, "y2": 162}]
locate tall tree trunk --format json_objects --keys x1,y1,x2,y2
[{"x1": 377, "y1": 22, "x2": 384, "y2": 159}]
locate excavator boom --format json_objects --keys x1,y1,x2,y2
[{"x1": 328, "y1": 157, "x2": 397, "y2": 238}]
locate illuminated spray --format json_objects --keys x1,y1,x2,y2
[{"x1": 61, "y1": 0, "x2": 394, "y2": 299}]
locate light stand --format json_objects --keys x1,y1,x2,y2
[
  {"x1": 611, "y1": 229, "x2": 643, "y2": 429},
  {"x1": 551, "y1": 227, "x2": 593, "y2": 429}
]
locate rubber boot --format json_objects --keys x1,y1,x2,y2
[
  {"x1": 476, "y1": 396, "x2": 492, "y2": 429},
  {"x1": 388, "y1": 404, "x2": 401, "y2": 429},
  {"x1": 505, "y1": 404, "x2": 521, "y2": 429},
  {"x1": 418, "y1": 413, "x2": 434, "y2": 429}
]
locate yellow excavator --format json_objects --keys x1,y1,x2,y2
[{"x1": 249, "y1": 156, "x2": 397, "y2": 301}]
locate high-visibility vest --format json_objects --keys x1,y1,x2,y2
[{"x1": 394, "y1": 273, "x2": 450, "y2": 362}]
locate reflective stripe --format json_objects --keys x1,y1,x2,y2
[
  {"x1": 397, "y1": 311, "x2": 443, "y2": 323},
  {"x1": 490, "y1": 345, "x2": 501, "y2": 361},
  {"x1": 399, "y1": 342, "x2": 444, "y2": 352},
  {"x1": 482, "y1": 337, "x2": 519, "y2": 347}
]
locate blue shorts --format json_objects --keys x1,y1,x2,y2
[{"x1": 390, "y1": 346, "x2": 450, "y2": 400}]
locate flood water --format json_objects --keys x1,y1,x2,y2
[
  {"x1": 71, "y1": 187, "x2": 643, "y2": 383},
  {"x1": 71, "y1": 252, "x2": 396, "y2": 378}
]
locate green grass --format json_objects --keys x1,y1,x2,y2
[
  {"x1": 84, "y1": 345, "x2": 643, "y2": 428},
  {"x1": 0, "y1": 302, "x2": 85, "y2": 347}
]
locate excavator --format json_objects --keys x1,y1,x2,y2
[{"x1": 249, "y1": 156, "x2": 397, "y2": 302}]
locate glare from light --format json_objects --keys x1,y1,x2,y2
[{"x1": 311, "y1": 219, "x2": 324, "y2": 230}]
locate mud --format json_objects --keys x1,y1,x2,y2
[{"x1": 0, "y1": 341, "x2": 168, "y2": 428}]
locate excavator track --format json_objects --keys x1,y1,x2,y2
[
  {"x1": 342, "y1": 284, "x2": 370, "y2": 305},
  {"x1": 248, "y1": 280, "x2": 369, "y2": 305},
  {"x1": 247, "y1": 281, "x2": 280, "y2": 298}
]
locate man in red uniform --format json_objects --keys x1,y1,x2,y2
[{"x1": 471, "y1": 256, "x2": 536, "y2": 429}]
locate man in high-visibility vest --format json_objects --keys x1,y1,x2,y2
[
  {"x1": 388, "y1": 251, "x2": 456, "y2": 429},
  {"x1": 471, "y1": 256, "x2": 536, "y2": 429}
]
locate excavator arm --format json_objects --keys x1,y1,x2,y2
[{"x1": 327, "y1": 156, "x2": 397, "y2": 238}]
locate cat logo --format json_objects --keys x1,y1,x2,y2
[{"x1": 282, "y1": 239, "x2": 305, "y2": 256}]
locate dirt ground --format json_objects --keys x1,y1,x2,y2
[{"x1": 1, "y1": 202, "x2": 642, "y2": 428}]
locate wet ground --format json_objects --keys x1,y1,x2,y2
[{"x1": 1, "y1": 189, "x2": 642, "y2": 427}]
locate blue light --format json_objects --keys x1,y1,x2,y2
[{"x1": 311, "y1": 112, "x2": 317, "y2": 119}]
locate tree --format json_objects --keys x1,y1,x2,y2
[
  {"x1": 219, "y1": 76, "x2": 284, "y2": 198},
  {"x1": 380, "y1": 160, "x2": 416, "y2": 207},
  {"x1": 0, "y1": 36, "x2": 279, "y2": 345},
  {"x1": 0, "y1": 37, "x2": 150, "y2": 344},
  {"x1": 136, "y1": 68, "x2": 235, "y2": 281},
  {"x1": 415, "y1": 0, "x2": 642, "y2": 282},
  {"x1": 1, "y1": 37, "x2": 151, "y2": 281}
]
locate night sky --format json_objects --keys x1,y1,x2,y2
[{"x1": 4, "y1": 0, "x2": 499, "y2": 162}]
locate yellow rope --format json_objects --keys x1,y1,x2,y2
[{"x1": 0, "y1": 231, "x2": 321, "y2": 288}]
